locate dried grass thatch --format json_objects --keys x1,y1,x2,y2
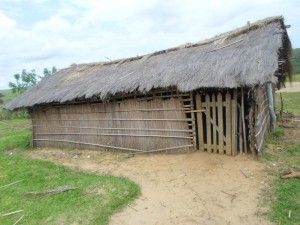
[{"x1": 6, "y1": 16, "x2": 291, "y2": 110}]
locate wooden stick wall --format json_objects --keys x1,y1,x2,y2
[{"x1": 31, "y1": 90, "x2": 195, "y2": 152}]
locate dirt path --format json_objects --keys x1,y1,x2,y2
[
  {"x1": 276, "y1": 81, "x2": 300, "y2": 92},
  {"x1": 26, "y1": 150, "x2": 272, "y2": 225}
]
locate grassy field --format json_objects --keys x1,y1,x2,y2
[
  {"x1": 291, "y1": 73, "x2": 300, "y2": 82},
  {"x1": 263, "y1": 130, "x2": 300, "y2": 225},
  {"x1": 275, "y1": 92, "x2": 300, "y2": 115},
  {"x1": 0, "y1": 119, "x2": 140, "y2": 225},
  {"x1": 264, "y1": 90, "x2": 300, "y2": 225}
]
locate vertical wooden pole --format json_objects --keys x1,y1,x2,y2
[
  {"x1": 217, "y1": 93, "x2": 224, "y2": 154},
  {"x1": 190, "y1": 92, "x2": 197, "y2": 149},
  {"x1": 205, "y1": 94, "x2": 212, "y2": 153},
  {"x1": 241, "y1": 88, "x2": 247, "y2": 152},
  {"x1": 196, "y1": 94, "x2": 204, "y2": 151},
  {"x1": 231, "y1": 90, "x2": 237, "y2": 156},
  {"x1": 238, "y1": 104, "x2": 243, "y2": 153},
  {"x1": 225, "y1": 92, "x2": 232, "y2": 155},
  {"x1": 212, "y1": 94, "x2": 217, "y2": 153}
]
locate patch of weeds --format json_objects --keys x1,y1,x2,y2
[
  {"x1": 262, "y1": 126, "x2": 300, "y2": 225},
  {"x1": 269, "y1": 178, "x2": 300, "y2": 225},
  {"x1": 262, "y1": 151, "x2": 278, "y2": 162},
  {"x1": 268, "y1": 128, "x2": 284, "y2": 144},
  {"x1": 286, "y1": 144, "x2": 300, "y2": 157}
]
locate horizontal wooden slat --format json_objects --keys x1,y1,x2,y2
[
  {"x1": 43, "y1": 108, "x2": 188, "y2": 114},
  {"x1": 32, "y1": 125, "x2": 193, "y2": 133},
  {"x1": 32, "y1": 118, "x2": 194, "y2": 122},
  {"x1": 33, "y1": 139, "x2": 193, "y2": 153},
  {"x1": 35, "y1": 133, "x2": 193, "y2": 139},
  {"x1": 33, "y1": 139, "x2": 145, "y2": 152}
]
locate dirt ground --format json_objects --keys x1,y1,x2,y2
[
  {"x1": 276, "y1": 81, "x2": 300, "y2": 92},
  {"x1": 26, "y1": 149, "x2": 272, "y2": 225}
]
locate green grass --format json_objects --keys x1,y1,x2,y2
[
  {"x1": 0, "y1": 119, "x2": 32, "y2": 150},
  {"x1": 0, "y1": 119, "x2": 140, "y2": 225},
  {"x1": 291, "y1": 73, "x2": 300, "y2": 82},
  {"x1": 275, "y1": 92, "x2": 300, "y2": 115},
  {"x1": 263, "y1": 129, "x2": 300, "y2": 225}
]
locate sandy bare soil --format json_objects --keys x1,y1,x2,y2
[
  {"x1": 276, "y1": 81, "x2": 300, "y2": 92},
  {"x1": 26, "y1": 149, "x2": 272, "y2": 225}
]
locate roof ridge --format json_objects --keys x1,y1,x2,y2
[{"x1": 70, "y1": 16, "x2": 283, "y2": 69}]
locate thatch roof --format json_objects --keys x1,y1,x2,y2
[{"x1": 6, "y1": 16, "x2": 291, "y2": 110}]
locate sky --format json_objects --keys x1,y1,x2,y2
[{"x1": 0, "y1": 0, "x2": 299, "y2": 90}]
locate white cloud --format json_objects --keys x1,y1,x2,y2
[
  {"x1": 0, "y1": 0, "x2": 299, "y2": 90},
  {"x1": 0, "y1": 11, "x2": 16, "y2": 28}
]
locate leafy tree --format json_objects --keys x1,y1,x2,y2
[
  {"x1": 8, "y1": 67, "x2": 57, "y2": 94},
  {"x1": 42, "y1": 66, "x2": 57, "y2": 77},
  {"x1": 8, "y1": 69, "x2": 37, "y2": 94}
]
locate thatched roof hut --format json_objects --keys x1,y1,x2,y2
[{"x1": 6, "y1": 16, "x2": 292, "y2": 155}]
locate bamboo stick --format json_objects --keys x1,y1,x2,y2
[
  {"x1": 33, "y1": 139, "x2": 193, "y2": 153},
  {"x1": 0, "y1": 210, "x2": 24, "y2": 217},
  {"x1": 32, "y1": 125, "x2": 193, "y2": 133},
  {"x1": 133, "y1": 144, "x2": 194, "y2": 154},
  {"x1": 44, "y1": 108, "x2": 187, "y2": 114},
  {"x1": 206, "y1": 39, "x2": 243, "y2": 53},
  {"x1": 33, "y1": 139, "x2": 145, "y2": 152},
  {"x1": 0, "y1": 180, "x2": 23, "y2": 189},
  {"x1": 231, "y1": 90, "x2": 237, "y2": 156},
  {"x1": 32, "y1": 118, "x2": 194, "y2": 122},
  {"x1": 13, "y1": 215, "x2": 24, "y2": 225},
  {"x1": 35, "y1": 133, "x2": 193, "y2": 139}
]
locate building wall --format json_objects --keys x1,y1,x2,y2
[
  {"x1": 249, "y1": 84, "x2": 272, "y2": 153},
  {"x1": 31, "y1": 91, "x2": 195, "y2": 152}
]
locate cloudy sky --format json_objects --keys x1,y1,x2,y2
[{"x1": 0, "y1": 0, "x2": 299, "y2": 90}]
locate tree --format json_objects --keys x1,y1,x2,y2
[
  {"x1": 8, "y1": 67, "x2": 57, "y2": 94},
  {"x1": 42, "y1": 66, "x2": 57, "y2": 77},
  {"x1": 9, "y1": 69, "x2": 37, "y2": 94}
]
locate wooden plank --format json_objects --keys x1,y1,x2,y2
[
  {"x1": 217, "y1": 93, "x2": 224, "y2": 154},
  {"x1": 196, "y1": 94, "x2": 204, "y2": 151},
  {"x1": 225, "y1": 92, "x2": 232, "y2": 155},
  {"x1": 212, "y1": 94, "x2": 217, "y2": 152},
  {"x1": 231, "y1": 90, "x2": 237, "y2": 156},
  {"x1": 205, "y1": 94, "x2": 212, "y2": 152}
]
